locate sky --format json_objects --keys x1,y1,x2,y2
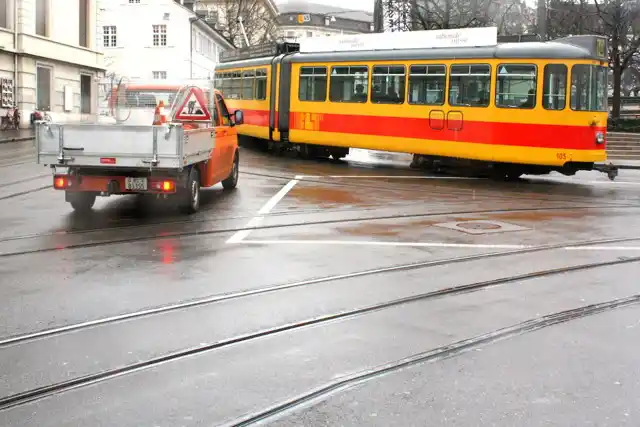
[{"x1": 276, "y1": 0, "x2": 375, "y2": 12}]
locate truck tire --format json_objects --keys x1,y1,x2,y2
[
  {"x1": 67, "y1": 192, "x2": 96, "y2": 213},
  {"x1": 222, "y1": 151, "x2": 239, "y2": 190},
  {"x1": 180, "y1": 167, "x2": 200, "y2": 214}
]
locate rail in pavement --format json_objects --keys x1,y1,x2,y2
[{"x1": 0, "y1": 129, "x2": 35, "y2": 143}]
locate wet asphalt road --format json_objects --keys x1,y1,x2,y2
[{"x1": 1, "y1": 139, "x2": 640, "y2": 426}]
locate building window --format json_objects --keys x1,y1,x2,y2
[
  {"x1": 79, "y1": 0, "x2": 88, "y2": 47},
  {"x1": 80, "y1": 74, "x2": 92, "y2": 114},
  {"x1": 371, "y1": 65, "x2": 405, "y2": 104},
  {"x1": 408, "y1": 64, "x2": 446, "y2": 105},
  {"x1": 329, "y1": 66, "x2": 368, "y2": 103},
  {"x1": 36, "y1": 66, "x2": 52, "y2": 111},
  {"x1": 496, "y1": 64, "x2": 537, "y2": 109},
  {"x1": 543, "y1": 64, "x2": 567, "y2": 111},
  {"x1": 299, "y1": 67, "x2": 327, "y2": 102},
  {"x1": 153, "y1": 71, "x2": 167, "y2": 79},
  {"x1": 153, "y1": 25, "x2": 167, "y2": 46},
  {"x1": 448, "y1": 64, "x2": 491, "y2": 107},
  {"x1": 103, "y1": 26, "x2": 117, "y2": 47},
  {"x1": 35, "y1": 0, "x2": 48, "y2": 37},
  {"x1": 129, "y1": 0, "x2": 140, "y2": 3},
  {"x1": 306, "y1": 31, "x2": 313, "y2": 37},
  {"x1": 0, "y1": 0, "x2": 9, "y2": 29}
]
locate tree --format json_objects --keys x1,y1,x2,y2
[
  {"x1": 209, "y1": 0, "x2": 278, "y2": 47},
  {"x1": 381, "y1": 0, "x2": 534, "y2": 35}
]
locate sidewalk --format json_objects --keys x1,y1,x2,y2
[{"x1": 0, "y1": 128, "x2": 35, "y2": 144}]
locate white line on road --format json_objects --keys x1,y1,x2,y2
[
  {"x1": 240, "y1": 239, "x2": 529, "y2": 249},
  {"x1": 238, "y1": 239, "x2": 640, "y2": 251},
  {"x1": 226, "y1": 176, "x2": 302, "y2": 244},
  {"x1": 301, "y1": 175, "x2": 480, "y2": 180},
  {"x1": 564, "y1": 246, "x2": 640, "y2": 251}
]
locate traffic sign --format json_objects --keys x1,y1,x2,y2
[{"x1": 174, "y1": 87, "x2": 211, "y2": 121}]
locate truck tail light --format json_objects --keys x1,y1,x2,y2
[
  {"x1": 162, "y1": 180, "x2": 175, "y2": 192},
  {"x1": 54, "y1": 175, "x2": 69, "y2": 189}
]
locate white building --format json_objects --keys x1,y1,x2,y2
[
  {"x1": 99, "y1": 0, "x2": 234, "y2": 82},
  {"x1": 276, "y1": 1, "x2": 373, "y2": 42},
  {"x1": 0, "y1": 0, "x2": 105, "y2": 127}
]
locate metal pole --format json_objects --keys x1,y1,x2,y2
[
  {"x1": 237, "y1": 16, "x2": 250, "y2": 47},
  {"x1": 190, "y1": 19, "x2": 194, "y2": 79}
]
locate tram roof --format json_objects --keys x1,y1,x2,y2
[{"x1": 215, "y1": 37, "x2": 606, "y2": 70}]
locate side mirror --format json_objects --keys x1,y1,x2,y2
[{"x1": 234, "y1": 110, "x2": 244, "y2": 125}]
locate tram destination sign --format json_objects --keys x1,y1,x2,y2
[{"x1": 298, "y1": 27, "x2": 498, "y2": 53}]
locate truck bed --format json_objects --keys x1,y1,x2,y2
[{"x1": 36, "y1": 123, "x2": 214, "y2": 170}]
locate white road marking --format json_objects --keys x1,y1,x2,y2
[
  {"x1": 257, "y1": 178, "x2": 300, "y2": 215},
  {"x1": 564, "y1": 246, "x2": 640, "y2": 251},
  {"x1": 240, "y1": 239, "x2": 529, "y2": 249},
  {"x1": 226, "y1": 216, "x2": 265, "y2": 244},
  {"x1": 226, "y1": 177, "x2": 301, "y2": 244},
  {"x1": 237, "y1": 238, "x2": 640, "y2": 251},
  {"x1": 301, "y1": 175, "x2": 480, "y2": 180}
]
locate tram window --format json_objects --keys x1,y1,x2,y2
[
  {"x1": 371, "y1": 65, "x2": 406, "y2": 104},
  {"x1": 241, "y1": 70, "x2": 255, "y2": 100},
  {"x1": 496, "y1": 64, "x2": 537, "y2": 109},
  {"x1": 543, "y1": 64, "x2": 567, "y2": 110},
  {"x1": 227, "y1": 71, "x2": 241, "y2": 100},
  {"x1": 449, "y1": 64, "x2": 491, "y2": 107},
  {"x1": 299, "y1": 66, "x2": 327, "y2": 101},
  {"x1": 571, "y1": 64, "x2": 607, "y2": 112},
  {"x1": 408, "y1": 64, "x2": 446, "y2": 105},
  {"x1": 329, "y1": 66, "x2": 369, "y2": 103},
  {"x1": 255, "y1": 68, "x2": 267, "y2": 100}
]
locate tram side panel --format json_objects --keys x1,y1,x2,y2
[{"x1": 286, "y1": 56, "x2": 607, "y2": 173}]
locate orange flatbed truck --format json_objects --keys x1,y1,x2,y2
[{"x1": 35, "y1": 85, "x2": 243, "y2": 214}]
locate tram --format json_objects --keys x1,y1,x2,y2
[{"x1": 215, "y1": 28, "x2": 609, "y2": 179}]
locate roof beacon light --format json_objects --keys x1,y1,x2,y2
[{"x1": 298, "y1": 27, "x2": 499, "y2": 54}]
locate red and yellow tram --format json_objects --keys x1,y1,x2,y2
[{"x1": 215, "y1": 33, "x2": 609, "y2": 178}]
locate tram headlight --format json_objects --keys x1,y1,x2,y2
[{"x1": 595, "y1": 132, "x2": 605, "y2": 145}]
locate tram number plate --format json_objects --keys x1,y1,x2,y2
[{"x1": 125, "y1": 177, "x2": 147, "y2": 191}]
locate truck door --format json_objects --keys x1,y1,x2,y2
[{"x1": 212, "y1": 93, "x2": 235, "y2": 182}]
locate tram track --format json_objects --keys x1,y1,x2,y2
[
  {"x1": 1, "y1": 253, "x2": 638, "y2": 412},
  {"x1": 0, "y1": 173, "x2": 49, "y2": 189},
  {"x1": 0, "y1": 185, "x2": 49, "y2": 201},
  {"x1": 1, "y1": 204, "x2": 639, "y2": 258},
  {"x1": 1, "y1": 234, "x2": 638, "y2": 347},
  {"x1": 228, "y1": 293, "x2": 640, "y2": 426}
]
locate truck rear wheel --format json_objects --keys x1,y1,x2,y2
[
  {"x1": 66, "y1": 192, "x2": 96, "y2": 213},
  {"x1": 179, "y1": 168, "x2": 200, "y2": 214},
  {"x1": 222, "y1": 151, "x2": 239, "y2": 190}
]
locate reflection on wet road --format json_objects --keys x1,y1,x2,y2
[{"x1": 1, "y1": 139, "x2": 640, "y2": 426}]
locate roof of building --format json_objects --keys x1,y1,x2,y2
[{"x1": 276, "y1": 1, "x2": 373, "y2": 22}]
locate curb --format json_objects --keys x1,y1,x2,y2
[{"x1": 0, "y1": 136, "x2": 35, "y2": 144}]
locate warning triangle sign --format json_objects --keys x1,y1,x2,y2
[{"x1": 174, "y1": 87, "x2": 211, "y2": 121}]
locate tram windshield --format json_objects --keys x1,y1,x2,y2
[{"x1": 570, "y1": 65, "x2": 608, "y2": 112}]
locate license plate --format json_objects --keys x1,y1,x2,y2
[{"x1": 125, "y1": 177, "x2": 147, "y2": 191}]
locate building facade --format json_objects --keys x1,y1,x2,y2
[
  {"x1": 99, "y1": 0, "x2": 234, "y2": 83},
  {"x1": 0, "y1": 0, "x2": 105, "y2": 126},
  {"x1": 276, "y1": 1, "x2": 373, "y2": 42}
]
